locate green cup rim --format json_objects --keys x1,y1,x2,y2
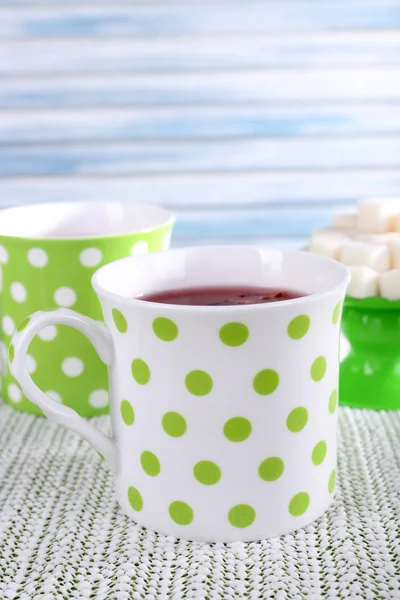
[{"x1": 0, "y1": 202, "x2": 175, "y2": 242}]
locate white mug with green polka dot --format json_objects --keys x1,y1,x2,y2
[
  {"x1": 0, "y1": 202, "x2": 174, "y2": 415},
  {"x1": 10, "y1": 246, "x2": 349, "y2": 542}
]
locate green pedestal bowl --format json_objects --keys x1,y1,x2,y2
[{"x1": 340, "y1": 296, "x2": 400, "y2": 410}]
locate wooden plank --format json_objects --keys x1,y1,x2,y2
[
  {"x1": 1, "y1": 32, "x2": 400, "y2": 75},
  {"x1": 172, "y1": 235, "x2": 309, "y2": 250},
  {"x1": 2, "y1": 69, "x2": 400, "y2": 109},
  {"x1": 0, "y1": 0, "x2": 389, "y2": 4},
  {"x1": 0, "y1": 171, "x2": 398, "y2": 208},
  {"x1": 0, "y1": 0, "x2": 197, "y2": 3},
  {"x1": 172, "y1": 205, "x2": 345, "y2": 238},
  {"x1": 1, "y1": 104, "x2": 400, "y2": 143},
  {"x1": 1, "y1": 0, "x2": 189, "y2": 3},
  {"x1": 0, "y1": 2, "x2": 399, "y2": 39},
  {"x1": 1, "y1": 138, "x2": 399, "y2": 176}
]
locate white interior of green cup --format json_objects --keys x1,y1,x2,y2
[{"x1": 0, "y1": 202, "x2": 173, "y2": 239}]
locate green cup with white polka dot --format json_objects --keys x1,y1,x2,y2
[
  {"x1": 9, "y1": 246, "x2": 349, "y2": 542},
  {"x1": 0, "y1": 202, "x2": 174, "y2": 415}
]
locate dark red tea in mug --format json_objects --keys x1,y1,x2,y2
[{"x1": 141, "y1": 286, "x2": 306, "y2": 306}]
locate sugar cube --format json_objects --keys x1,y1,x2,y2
[
  {"x1": 357, "y1": 197, "x2": 400, "y2": 233},
  {"x1": 390, "y1": 238, "x2": 400, "y2": 269},
  {"x1": 340, "y1": 241, "x2": 390, "y2": 272},
  {"x1": 379, "y1": 269, "x2": 400, "y2": 300},
  {"x1": 332, "y1": 210, "x2": 357, "y2": 229},
  {"x1": 310, "y1": 227, "x2": 351, "y2": 259},
  {"x1": 311, "y1": 226, "x2": 351, "y2": 240},
  {"x1": 355, "y1": 232, "x2": 400, "y2": 245},
  {"x1": 347, "y1": 266, "x2": 379, "y2": 299},
  {"x1": 310, "y1": 236, "x2": 346, "y2": 260}
]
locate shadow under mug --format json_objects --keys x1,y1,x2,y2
[
  {"x1": 10, "y1": 246, "x2": 349, "y2": 542},
  {"x1": 0, "y1": 201, "x2": 174, "y2": 415}
]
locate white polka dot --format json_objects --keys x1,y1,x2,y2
[
  {"x1": 0, "y1": 245, "x2": 8, "y2": 264},
  {"x1": 54, "y1": 287, "x2": 76, "y2": 307},
  {"x1": 26, "y1": 354, "x2": 36, "y2": 374},
  {"x1": 62, "y1": 357, "x2": 84, "y2": 377},
  {"x1": 10, "y1": 282, "x2": 27, "y2": 303},
  {"x1": 88, "y1": 389, "x2": 109, "y2": 408},
  {"x1": 0, "y1": 342, "x2": 6, "y2": 375},
  {"x1": 8, "y1": 383, "x2": 22, "y2": 403},
  {"x1": 79, "y1": 247, "x2": 103, "y2": 267},
  {"x1": 45, "y1": 390, "x2": 62, "y2": 404},
  {"x1": 130, "y1": 240, "x2": 149, "y2": 256},
  {"x1": 2, "y1": 315, "x2": 15, "y2": 336},
  {"x1": 162, "y1": 231, "x2": 172, "y2": 251},
  {"x1": 38, "y1": 325, "x2": 57, "y2": 341},
  {"x1": 28, "y1": 247, "x2": 48, "y2": 268}
]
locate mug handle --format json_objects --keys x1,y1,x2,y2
[{"x1": 9, "y1": 309, "x2": 118, "y2": 471}]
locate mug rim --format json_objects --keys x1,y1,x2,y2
[
  {"x1": 0, "y1": 201, "x2": 174, "y2": 241},
  {"x1": 92, "y1": 246, "x2": 350, "y2": 312}
]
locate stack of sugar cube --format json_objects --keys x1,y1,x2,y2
[{"x1": 310, "y1": 197, "x2": 400, "y2": 300}]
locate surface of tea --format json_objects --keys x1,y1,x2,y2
[{"x1": 141, "y1": 285, "x2": 306, "y2": 306}]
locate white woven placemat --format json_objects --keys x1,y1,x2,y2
[{"x1": 0, "y1": 405, "x2": 399, "y2": 600}]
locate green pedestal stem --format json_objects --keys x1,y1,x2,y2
[{"x1": 340, "y1": 297, "x2": 400, "y2": 410}]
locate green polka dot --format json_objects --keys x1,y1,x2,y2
[
  {"x1": 127, "y1": 486, "x2": 143, "y2": 512},
  {"x1": 223, "y1": 417, "x2": 252, "y2": 442},
  {"x1": 152, "y1": 317, "x2": 178, "y2": 342},
  {"x1": 8, "y1": 344, "x2": 14, "y2": 363},
  {"x1": 258, "y1": 457, "x2": 284, "y2": 481},
  {"x1": 287, "y1": 407, "x2": 308, "y2": 433},
  {"x1": 312, "y1": 441, "x2": 327, "y2": 465},
  {"x1": 311, "y1": 356, "x2": 326, "y2": 382},
  {"x1": 328, "y1": 469, "x2": 336, "y2": 493},
  {"x1": 193, "y1": 460, "x2": 221, "y2": 485},
  {"x1": 228, "y1": 504, "x2": 256, "y2": 528},
  {"x1": 185, "y1": 370, "x2": 213, "y2": 396},
  {"x1": 120, "y1": 399, "x2": 134, "y2": 425},
  {"x1": 289, "y1": 492, "x2": 310, "y2": 517},
  {"x1": 329, "y1": 389, "x2": 337, "y2": 414},
  {"x1": 112, "y1": 308, "x2": 127, "y2": 333},
  {"x1": 253, "y1": 369, "x2": 279, "y2": 396},
  {"x1": 131, "y1": 359, "x2": 150, "y2": 385},
  {"x1": 162, "y1": 411, "x2": 187, "y2": 437},
  {"x1": 287, "y1": 315, "x2": 310, "y2": 340},
  {"x1": 140, "y1": 451, "x2": 161, "y2": 476},
  {"x1": 17, "y1": 317, "x2": 29, "y2": 332},
  {"x1": 332, "y1": 301, "x2": 342, "y2": 325},
  {"x1": 169, "y1": 501, "x2": 194, "y2": 525},
  {"x1": 219, "y1": 322, "x2": 249, "y2": 347}
]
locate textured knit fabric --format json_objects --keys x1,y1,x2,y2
[{"x1": 0, "y1": 404, "x2": 399, "y2": 599}]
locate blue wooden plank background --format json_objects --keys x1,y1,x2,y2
[
  {"x1": 1, "y1": 3, "x2": 399, "y2": 38},
  {"x1": 1, "y1": 33, "x2": 400, "y2": 74},
  {"x1": 2, "y1": 73, "x2": 400, "y2": 108},
  {"x1": 0, "y1": 0, "x2": 399, "y2": 247},
  {"x1": 2, "y1": 138, "x2": 400, "y2": 175}
]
